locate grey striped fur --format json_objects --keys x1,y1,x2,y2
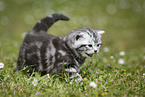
[{"x1": 16, "y1": 14, "x2": 105, "y2": 80}]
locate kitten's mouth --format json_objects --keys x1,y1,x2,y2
[
  {"x1": 86, "y1": 53, "x2": 93, "y2": 57},
  {"x1": 81, "y1": 52, "x2": 93, "y2": 57}
]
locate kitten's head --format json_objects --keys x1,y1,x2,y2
[{"x1": 64, "y1": 27, "x2": 105, "y2": 58}]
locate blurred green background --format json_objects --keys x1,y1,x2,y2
[{"x1": 0, "y1": 0, "x2": 145, "y2": 58}]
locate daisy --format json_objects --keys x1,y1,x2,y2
[
  {"x1": 143, "y1": 56, "x2": 145, "y2": 60},
  {"x1": 35, "y1": 92, "x2": 39, "y2": 95},
  {"x1": 89, "y1": 82, "x2": 97, "y2": 88},
  {"x1": 96, "y1": 71, "x2": 99, "y2": 74},
  {"x1": 32, "y1": 78, "x2": 38, "y2": 86},
  {"x1": 96, "y1": 79, "x2": 98, "y2": 83},
  {"x1": 118, "y1": 58, "x2": 125, "y2": 64},
  {"x1": 143, "y1": 73, "x2": 145, "y2": 76},
  {"x1": 70, "y1": 81, "x2": 73, "y2": 85},
  {"x1": 103, "y1": 47, "x2": 109, "y2": 52},
  {"x1": 143, "y1": 73, "x2": 145, "y2": 79},
  {"x1": 110, "y1": 56, "x2": 114, "y2": 59},
  {"x1": 47, "y1": 74, "x2": 50, "y2": 78},
  {"x1": 119, "y1": 51, "x2": 125, "y2": 56},
  {"x1": 0, "y1": 63, "x2": 4, "y2": 68}
]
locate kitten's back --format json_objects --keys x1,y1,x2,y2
[{"x1": 17, "y1": 14, "x2": 69, "y2": 71}]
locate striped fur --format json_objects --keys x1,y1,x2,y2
[{"x1": 16, "y1": 14, "x2": 104, "y2": 80}]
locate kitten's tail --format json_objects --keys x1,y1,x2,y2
[{"x1": 32, "y1": 13, "x2": 69, "y2": 32}]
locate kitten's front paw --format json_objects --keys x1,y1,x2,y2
[
  {"x1": 73, "y1": 73, "x2": 82, "y2": 82},
  {"x1": 75, "y1": 77, "x2": 82, "y2": 82},
  {"x1": 65, "y1": 67, "x2": 82, "y2": 82}
]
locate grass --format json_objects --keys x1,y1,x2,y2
[
  {"x1": 0, "y1": 0, "x2": 145, "y2": 96},
  {"x1": 0, "y1": 49, "x2": 145, "y2": 96}
]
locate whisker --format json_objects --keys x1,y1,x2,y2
[{"x1": 97, "y1": 53, "x2": 102, "y2": 58}]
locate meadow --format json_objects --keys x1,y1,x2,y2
[{"x1": 0, "y1": 0, "x2": 145, "y2": 96}]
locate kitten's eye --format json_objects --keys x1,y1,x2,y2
[
  {"x1": 76, "y1": 35, "x2": 81, "y2": 40},
  {"x1": 80, "y1": 45, "x2": 86, "y2": 47},
  {"x1": 82, "y1": 45, "x2": 86, "y2": 47},
  {"x1": 88, "y1": 44, "x2": 92, "y2": 47},
  {"x1": 97, "y1": 43, "x2": 102, "y2": 47}
]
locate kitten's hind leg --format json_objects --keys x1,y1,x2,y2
[{"x1": 16, "y1": 45, "x2": 26, "y2": 71}]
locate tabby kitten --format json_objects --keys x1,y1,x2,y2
[{"x1": 17, "y1": 14, "x2": 105, "y2": 80}]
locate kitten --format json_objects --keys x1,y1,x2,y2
[{"x1": 16, "y1": 13, "x2": 105, "y2": 80}]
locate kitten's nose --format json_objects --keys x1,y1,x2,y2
[{"x1": 94, "y1": 50, "x2": 97, "y2": 53}]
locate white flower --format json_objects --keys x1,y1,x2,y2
[
  {"x1": 0, "y1": 63, "x2": 4, "y2": 68},
  {"x1": 96, "y1": 79, "x2": 98, "y2": 83},
  {"x1": 143, "y1": 73, "x2": 145, "y2": 79},
  {"x1": 89, "y1": 82, "x2": 97, "y2": 88},
  {"x1": 119, "y1": 51, "x2": 125, "y2": 56},
  {"x1": 57, "y1": 85, "x2": 63, "y2": 88},
  {"x1": 80, "y1": 82, "x2": 83, "y2": 86},
  {"x1": 47, "y1": 74, "x2": 50, "y2": 78},
  {"x1": 143, "y1": 56, "x2": 145, "y2": 60},
  {"x1": 35, "y1": 92, "x2": 39, "y2": 95},
  {"x1": 32, "y1": 78, "x2": 38, "y2": 86},
  {"x1": 118, "y1": 58, "x2": 125, "y2": 64},
  {"x1": 70, "y1": 82, "x2": 73, "y2": 85},
  {"x1": 110, "y1": 56, "x2": 114, "y2": 59},
  {"x1": 103, "y1": 47, "x2": 109, "y2": 52}
]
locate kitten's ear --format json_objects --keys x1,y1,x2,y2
[{"x1": 96, "y1": 30, "x2": 105, "y2": 35}]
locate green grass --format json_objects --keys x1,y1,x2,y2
[
  {"x1": 0, "y1": 49, "x2": 145, "y2": 96},
  {"x1": 0, "y1": 0, "x2": 145, "y2": 96}
]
